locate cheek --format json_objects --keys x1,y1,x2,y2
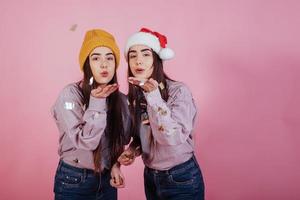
[
  {"x1": 110, "y1": 69, "x2": 115, "y2": 77},
  {"x1": 129, "y1": 59, "x2": 135, "y2": 68},
  {"x1": 108, "y1": 65, "x2": 116, "y2": 75},
  {"x1": 109, "y1": 61, "x2": 116, "y2": 69},
  {"x1": 129, "y1": 63, "x2": 135, "y2": 73},
  {"x1": 145, "y1": 57, "x2": 154, "y2": 67},
  {"x1": 145, "y1": 68, "x2": 154, "y2": 78},
  {"x1": 145, "y1": 59, "x2": 154, "y2": 71},
  {"x1": 90, "y1": 62, "x2": 98, "y2": 75}
]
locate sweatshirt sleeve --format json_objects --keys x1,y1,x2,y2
[
  {"x1": 143, "y1": 85, "x2": 197, "y2": 146},
  {"x1": 51, "y1": 86, "x2": 107, "y2": 150}
]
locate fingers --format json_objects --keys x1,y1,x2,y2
[
  {"x1": 101, "y1": 83, "x2": 118, "y2": 95},
  {"x1": 120, "y1": 157, "x2": 135, "y2": 166},
  {"x1": 118, "y1": 155, "x2": 133, "y2": 166},
  {"x1": 118, "y1": 156, "x2": 134, "y2": 166},
  {"x1": 119, "y1": 172, "x2": 125, "y2": 183},
  {"x1": 110, "y1": 175, "x2": 125, "y2": 188},
  {"x1": 114, "y1": 174, "x2": 121, "y2": 185},
  {"x1": 128, "y1": 77, "x2": 147, "y2": 86},
  {"x1": 91, "y1": 87, "x2": 102, "y2": 97},
  {"x1": 134, "y1": 146, "x2": 142, "y2": 157},
  {"x1": 148, "y1": 78, "x2": 159, "y2": 88},
  {"x1": 110, "y1": 177, "x2": 125, "y2": 188},
  {"x1": 128, "y1": 77, "x2": 158, "y2": 92},
  {"x1": 145, "y1": 79, "x2": 158, "y2": 92},
  {"x1": 118, "y1": 150, "x2": 135, "y2": 166},
  {"x1": 91, "y1": 83, "x2": 119, "y2": 98},
  {"x1": 110, "y1": 164, "x2": 125, "y2": 188}
]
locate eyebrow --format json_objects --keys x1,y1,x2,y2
[
  {"x1": 90, "y1": 53, "x2": 114, "y2": 56},
  {"x1": 128, "y1": 48, "x2": 152, "y2": 54},
  {"x1": 141, "y1": 48, "x2": 152, "y2": 52}
]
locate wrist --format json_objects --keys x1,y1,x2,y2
[{"x1": 113, "y1": 161, "x2": 120, "y2": 168}]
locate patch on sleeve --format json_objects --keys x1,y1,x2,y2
[{"x1": 64, "y1": 102, "x2": 75, "y2": 110}]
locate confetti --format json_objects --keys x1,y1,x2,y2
[
  {"x1": 158, "y1": 125, "x2": 165, "y2": 132},
  {"x1": 69, "y1": 24, "x2": 77, "y2": 31},
  {"x1": 159, "y1": 82, "x2": 165, "y2": 90},
  {"x1": 94, "y1": 112, "x2": 100, "y2": 119},
  {"x1": 161, "y1": 110, "x2": 167, "y2": 116},
  {"x1": 158, "y1": 107, "x2": 167, "y2": 116}
]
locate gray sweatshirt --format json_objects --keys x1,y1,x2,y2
[
  {"x1": 51, "y1": 82, "x2": 131, "y2": 170},
  {"x1": 138, "y1": 80, "x2": 197, "y2": 170}
]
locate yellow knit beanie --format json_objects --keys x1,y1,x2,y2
[{"x1": 79, "y1": 29, "x2": 120, "y2": 71}]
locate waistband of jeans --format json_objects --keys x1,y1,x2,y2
[
  {"x1": 145, "y1": 155, "x2": 197, "y2": 175},
  {"x1": 58, "y1": 160, "x2": 109, "y2": 175}
]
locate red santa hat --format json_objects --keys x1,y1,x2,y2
[{"x1": 125, "y1": 27, "x2": 175, "y2": 60}]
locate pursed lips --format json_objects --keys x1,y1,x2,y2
[
  {"x1": 135, "y1": 68, "x2": 145, "y2": 73},
  {"x1": 100, "y1": 71, "x2": 109, "y2": 77}
]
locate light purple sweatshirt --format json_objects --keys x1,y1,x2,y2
[
  {"x1": 138, "y1": 80, "x2": 197, "y2": 170},
  {"x1": 51, "y1": 82, "x2": 130, "y2": 170}
]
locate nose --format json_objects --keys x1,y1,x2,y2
[
  {"x1": 100, "y1": 60, "x2": 108, "y2": 69},
  {"x1": 136, "y1": 54, "x2": 142, "y2": 65}
]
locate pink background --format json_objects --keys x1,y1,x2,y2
[{"x1": 1, "y1": 0, "x2": 299, "y2": 199}]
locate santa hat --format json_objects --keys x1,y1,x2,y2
[{"x1": 125, "y1": 28, "x2": 175, "y2": 60}]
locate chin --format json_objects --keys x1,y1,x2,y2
[
  {"x1": 96, "y1": 77, "x2": 112, "y2": 85},
  {"x1": 134, "y1": 74, "x2": 147, "y2": 79}
]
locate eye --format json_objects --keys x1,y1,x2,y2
[
  {"x1": 91, "y1": 56, "x2": 100, "y2": 61},
  {"x1": 129, "y1": 54, "x2": 137, "y2": 59},
  {"x1": 107, "y1": 56, "x2": 114, "y2": 61},
  {"x1": 143, "y1": 53, "x2": 150, "y2": 57}
]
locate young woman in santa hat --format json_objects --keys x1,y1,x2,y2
[
  {"x1": 116, "y1": 27, "x2": 205, "y2": 200},
  {"x1": 51, "y1": 29, "x2": 130, "y2": 200}
]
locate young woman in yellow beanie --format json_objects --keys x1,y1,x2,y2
[
  {"x1": 51, "y1": 29, "x2": 130, "y2": 200},
  {"x1": 117, "y1": 27, "x2": 205, "y2": 200}
]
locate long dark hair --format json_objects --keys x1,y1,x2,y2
[
  {"x1": 127, "y1": 50, "x2": 172, "y2": 149},
  {"x1": 79, "y1": 57, "x2": 125, "y2": 172}
]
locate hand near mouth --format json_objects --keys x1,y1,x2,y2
[
  {"x1": 91, "y1": 83, "x2": 119, "y2": 98},
  {"x1": 128, "y1": 77, "x2": 158, "y2": 93}
]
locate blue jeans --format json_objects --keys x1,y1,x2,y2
[
  {"x1": 144, "y1": 156, "x2": 205, "y2": 200},
  {"x1": 54, "y1": 160, "x2": 117, "y2": 200}
]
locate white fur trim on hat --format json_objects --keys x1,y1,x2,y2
[
  {"x1": 125, "y1": 31, "x2": 174, "y2": 60},
  {"x1": 159, "y1": 47, "x2": 175, "y2": 60}
]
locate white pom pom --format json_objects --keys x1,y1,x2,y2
[{"x1": 159, "y1": 48, "x2": 175, "y2": 60}]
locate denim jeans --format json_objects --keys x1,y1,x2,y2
[
  {"x1": 144, "y1": 155, "x2": 205, "y2": 200},
  {"x1": 54, "y1": 160, "x2": 117, "y2": 200}
]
